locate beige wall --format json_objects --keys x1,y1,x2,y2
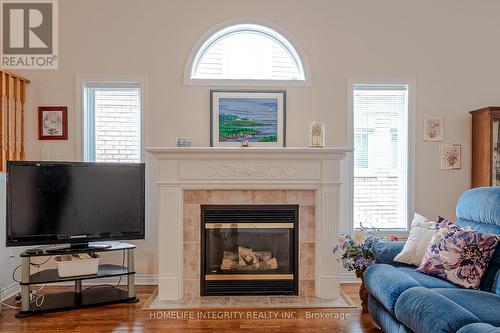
[{"x1": 8, "y1": 0, "x2": 500, "y2": 276}]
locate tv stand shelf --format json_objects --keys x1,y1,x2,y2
[{"x1": 16, "y1": 242, "x2": 138, "y2": 318}]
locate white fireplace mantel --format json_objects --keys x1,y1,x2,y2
[{"x1": 147, "y1": 147, "x2": 352, "y2": 300}]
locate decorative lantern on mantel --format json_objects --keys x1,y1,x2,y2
[{"x1": 310, "y1": 121, "x2": 325, "y2": 147}]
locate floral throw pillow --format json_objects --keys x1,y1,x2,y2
[{"x1": 416, "y1": 219, "x2": 499, "y2": 289}]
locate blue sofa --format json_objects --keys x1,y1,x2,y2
[{"x1": 365, "y1": 187, "x2": 500, "y2": 333}]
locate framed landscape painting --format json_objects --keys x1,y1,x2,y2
[{"x1": 210, "y1": 90, "x2": 286, "y2": 147}]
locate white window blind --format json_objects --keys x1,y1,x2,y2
[
  {"x1": 84, "y1": 83, "x2": 141, "y2": 163},
  {"x1": 191, "y1": 24, "x2": 305, "y2": 81},
  {"x1": 353, "y1": 84, "x2": 409, "y2": 229}
]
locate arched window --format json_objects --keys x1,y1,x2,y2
[{"x1": 186, "y1": 23, "x2": 309, "y2": 85}]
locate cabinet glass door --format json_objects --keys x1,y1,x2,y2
[{"x1": 493, "y1": 118, "x2": 500, "y2": 186}]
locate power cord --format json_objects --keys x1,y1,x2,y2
[{"x1": 83, "y1": 250, "x2": 126, "y2": 291}]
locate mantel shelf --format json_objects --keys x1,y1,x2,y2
[{"x1": 146, "y1": 146, "x2": 352, "y2": 159}]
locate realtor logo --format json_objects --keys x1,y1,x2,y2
[{"x1": 1, "y1": 0, "x2": 58, "y2": 69}]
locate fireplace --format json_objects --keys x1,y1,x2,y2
[{"x1": 200, "y1": 205, "x2": 299, "y2": 296}]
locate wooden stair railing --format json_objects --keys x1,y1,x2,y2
[{"x1": 0, "y1": 71, "x2": 30, "y2": 171}]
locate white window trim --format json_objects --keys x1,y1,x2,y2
[
  {"x1": 183, "y1": 17, "x2": 312, "y2": 87},
  {"x1": 75, "y1": 74, "x2": 148, "y2": 162},
  {"x1": 346, "y1": 76, "x2": 416, "y2": 235}
]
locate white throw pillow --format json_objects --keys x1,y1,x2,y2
[{"x1": 394, "y1": 213, "x2": 436, "y2": 266}]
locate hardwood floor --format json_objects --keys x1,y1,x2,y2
[{"x1": 0, "y1": 284, "x2": 381, "y2": 333}]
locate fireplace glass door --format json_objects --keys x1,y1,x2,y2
[{"x1": 201, "y1": 205, "x2": 298, "y2": 296}]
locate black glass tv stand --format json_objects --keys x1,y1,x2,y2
[
  {"x1": 45, "y1": 242, "x2": 112, "y2": 254},
  {"x1": 16, "y1": 242, "x2": 138, "y2": 318}
]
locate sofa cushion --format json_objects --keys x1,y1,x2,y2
[
  {"x1": 396, "y1": 266, "x2": 458, "y2": 289},
  {"x1": 365, "y1": 264, "x2": 421, "y2": 312},
  {"x1": 457, "y1": 323, "x2": 500, "y2": 333},
  {"x1": 395, "y1": 287, "x2": 480, "y2": 333},
  {"x1": 417, "y1": 224, "x2": 499, "y2": 289},
  {"x1": 456, "y1": 187, "x2": 500, "y2": 292},
  {"x1": 494, "y1": 270, "x2": 500, "y2": 296},
  {"x1": 394, "y1": 213, "x2": 436, "y2": 266},
  {"x1": 372, "y1": 240, "x2": 406, "y2": 265},
  {"x1": 368, "y1": 295, "x2": 413, "y2": 333},
  {"x1": 432, "y1": 289, "x2": 500, "y2": 326}
]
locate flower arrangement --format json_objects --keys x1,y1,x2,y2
[{"x1": 332, "y1": 228, "x2": 380, "y2": 272}]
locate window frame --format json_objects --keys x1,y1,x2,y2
[
  {"x1": 76, "y1": 74, "x2": 147, "y2": 163},
  {"x1": 346, "y1": 77, "x2": 416, "y2": 235},
  {"x1": 184, "y1": 18, "x2": 312, "y2": 87}
]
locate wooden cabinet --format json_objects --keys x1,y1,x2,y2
[{"x1": 470, "y1": 106, "x2": 500, "y2": 187}]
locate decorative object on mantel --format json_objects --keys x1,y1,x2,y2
[
  {"x1": 176, "y1": 137, "x2": 192, "y2": 147},
  {"x1": 0, "y1": 71, "x2": 30, "y2": 171},
  {"x1": 240, "y1": 140, "x2": 249, "y2": 147},
  {"x1": 423, "y1": 116, "x2": 443, "y2": 141},
  {"x1": 440, "y1": 144, "x2": 461, "y2": 170},
  {"x1": 38, "y1": 106, "x2": 68, "y2": 140},
  {"x1": 310, "y1": 121, "x2": 325, "y2": 147},
  {"x1": 210, "y1": 90, "x2": 286, "y2": 147}
]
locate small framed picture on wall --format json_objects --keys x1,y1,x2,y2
[
  {"x1": 440, "y1": 144, "x2": 461, "y2": 170},
  {"x1": 38, "y1": 106, "x2": 68, "y2": 140},
  {"x1": 423, "y1": 116, "x2": 444, "y2": 141}
]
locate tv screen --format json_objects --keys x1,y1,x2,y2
[{"x1": 6, "y1": 161, "x2": 145, "y2": 246}]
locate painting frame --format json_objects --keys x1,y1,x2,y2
[
  {"x1": 38, "y1": 106, "x2": 68, "y2": 140},
  {"x1": 423, "y1": 116, "x2": 444, "y2": 141},
  {"x1": 210, "y1": 90, "x2": 286, "y2": 147},
  {"x1": 440, "y1": 144, "x2": 461, "y2": 170}
]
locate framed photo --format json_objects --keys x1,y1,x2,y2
[
  {"x1": 210, "y1": 90, "x2": 286, "y2": 147},
  {"x1": 38, "y1": 106, "x2": 68, "y2": 140},
  {"x1": 423, "y1": 116, "x2": 443, "y2": 141},
  {"x1": 440, "y1": 144, "x2": 461, "y2": 169}
]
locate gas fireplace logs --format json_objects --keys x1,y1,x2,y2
[{"x1": 220, "y1": 246, "x2": 278, "y2": 271}]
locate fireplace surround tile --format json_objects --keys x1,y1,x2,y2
[
  {"x1": 299, "y1": 242, "x2": 315, "y2": 279},
  {"x1": 250, "y1": 190, "x2": 287, "y2": 204},
  {"x1": 286, "y1": 190, "x2": 316, "y2": 205},
  {"x1": 299, "y1": 280, "x2": 315, "y2": 297},
  {"x1": 183, "y1": 189, "x2": 317, "y2": 297},
  {"x1": 183, "y1": 204, "x2": 200, "y2": 242},
  {"x1": 183, "y1": 279, "x2": 200, "y2": 297},
  {"x1": 212, "y1": 190, "x2": 252, "y2": 204},
  {"x1": 183, "y1": 243, "x2": 200, "y2": 279},
  {"x1": 184, "y1": 190, "x2": 212, "y2": 204},
  {"x1": 299, "y1": 205, "x2": 315, "y2": 242}
]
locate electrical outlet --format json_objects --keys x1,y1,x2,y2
[{"x1": 8, "y1": 248, "x2": 15, "y2": 263}]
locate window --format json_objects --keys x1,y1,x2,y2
[
  {"x1": 82, "y1": 81, "x2": 143, "y2": 163},
  {"x1": 352, "y1": 83, "x2": 410, "y2": 230},
  {"x1": 188, "y1": 23, "x2": 307, "y2": 83}
]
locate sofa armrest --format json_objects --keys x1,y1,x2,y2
[
  {"x1": 457, "y1": 323, "x2": 500, "y2": 333},
  {"x1": 371, "y1": 240, "x2": 405, "y2": 264}
]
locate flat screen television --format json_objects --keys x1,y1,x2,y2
[{"x1": 6, "y1": 161, "x2": 145, "y2": 249}]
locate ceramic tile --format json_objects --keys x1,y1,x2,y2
[
  {"x1": 299, "y1": 279, "x2": 315, "y2": 297},
  {"x1": 251, "y1": 190, "x2": 287, "y2": 204},
  {"x1": 183, "y1": 204, "x2": 200, "y2": 242},
  {"x1": 299, "y1": 243, "x2": 315, "y2": 279},
  {"x1": 184, "y1": 190, "x2": 212, "y2": 204},
  {"x1": 269, "y1": 296, "x2": 307, "y2": 306},
  {"x1": 299, "y1": 205, "x2": 315, "y2": 242},
  {"x1": 183, "y1": 279, "x2": 200, "y2": 297},
  {"x1": 211, "y1": 190, "x2": 252, "y2": 204},
  {"x1": 230, "y1": 296, "x2": 271, "y2": 307},
  {"x1": 190, "y1": 296, "x2": 231, "y2": 307},
  {"x1": 183, "y1": 243, "x2": 200, "y2": 279},
  {"x1": 286, "y1": 190, "x2": 316, "y2": 205}
]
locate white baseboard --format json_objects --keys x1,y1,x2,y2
[{"x1": 340, "y1": 272, "x2": 360, "y2": 284}]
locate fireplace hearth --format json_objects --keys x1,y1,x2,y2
[{"x1": 201, "y1": 205, "x2": 299, "y2": 296}]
